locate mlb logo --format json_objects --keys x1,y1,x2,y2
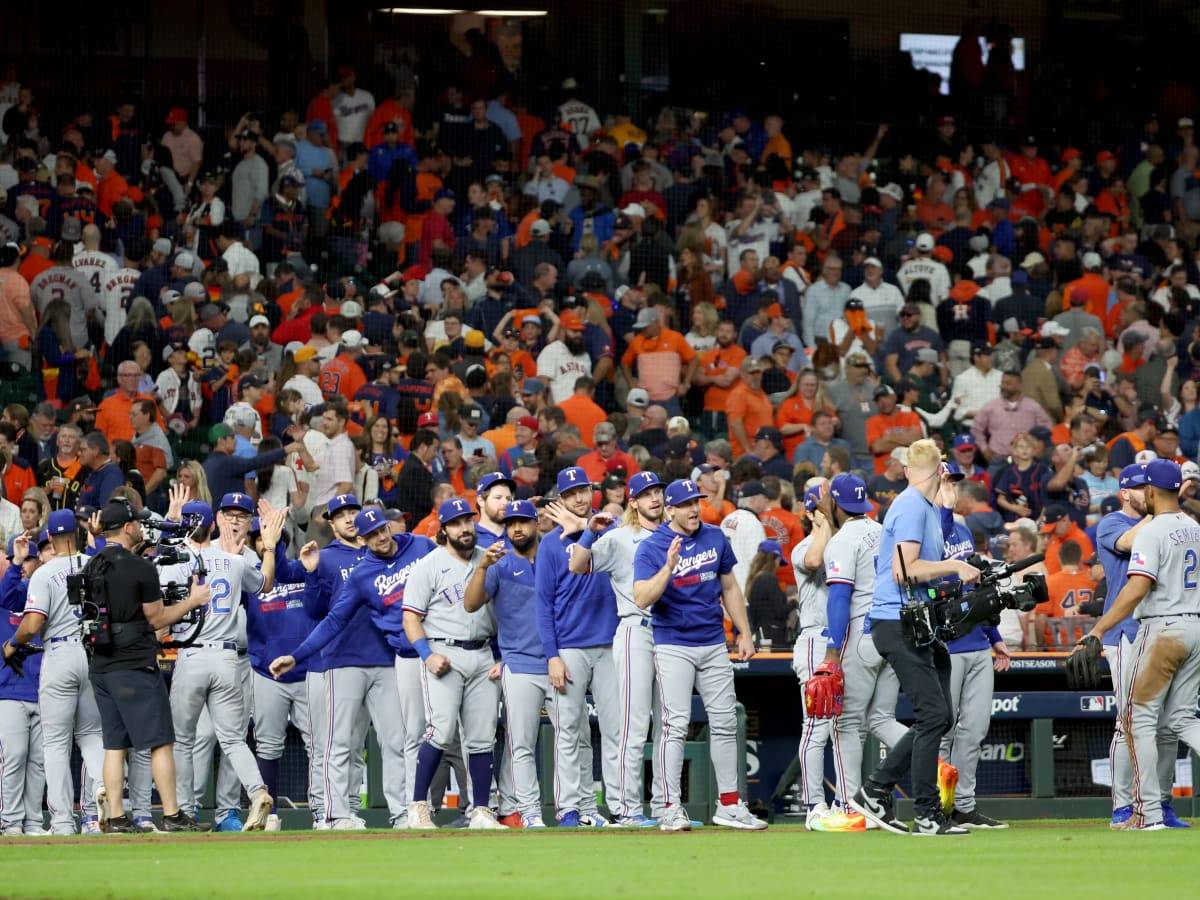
[
  {"x1": 1131, "y1": 551, "x2": 1147, "y2": 567},
  {"x1": 1080, "y1": 696, "x2": 1106, "y2": 712}
]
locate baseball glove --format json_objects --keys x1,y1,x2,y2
[
  {"x1": 1065, "y1": 635, "x2": 1103, "y2": 690},
  {"x1": 2, "y1": 643, "x2": 43, "y2": 679},
  {"x1": 804, "y1": 661, "x2": 845, "y2": 718}
]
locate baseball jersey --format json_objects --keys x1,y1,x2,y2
[
  {"x1": 29, "y1": 265, "x2": 88, "y2": 348},
  {"x1": 1127, "y1": 512, "x2": 1200, "y2": 618},
  {"x1": 633, "y1": 522, "x2": 737, "y2": 647},
  {"x1": 588, "y1": 524, "x2": 654, "y2": 619},
  {"x1": 245, "y1": 544, "x2": 309, "y2": 682},
  {"x1": 791, "y1": 534, "x2": 828, "y2": 634},
  {"x1": 870, "y1": 486, "x2": 944, "y2": 621},
  {"x1": 475, "y1": 522, "x2": 505, "y2": 549},
  {"x1": 101, "y1": 266, "x2": 141, "y2": 345},
  {"x1": 485, "y1": 548, "x2": 546, "y2": 675},
  {"x1": 536, "y1": 341, "x2": 592, "y2": 405},
  {"x1": 302, "y1": 539, "x2": 366, "y2": 671},
  {"x1": 403, "y1": 544, "x2": 495, "y2": 641},
  {"x1": 719, "y1": 509, "x2": 766, "y2": 597},
  {"x1": 72, "y1": 249, "x2": 117, "y2": 319},
  {"x1": 23, "y1": 553, "x2": 89, "y2": 641},
  {"x1": 1096, "y1": 511, "x2": 1143, "y2": 646},
  {"x1": 535, "y1": 525, "x2": 618, "y2": 656},
  {"x1": 166, "y1": 544, "x2": 264, "y2": 643},
  {"x1": 897, "y1": 257, "x2": 950, "y2": 302},
  {"x1": 557, "y1": 101, "x2": 601, "y2": 148},
  {"x1": 293, "y1": 534, "x2": 436, "y2": 665},
  {"x1": 823, "y1": 516, "x2": 882, "y2": 622}
]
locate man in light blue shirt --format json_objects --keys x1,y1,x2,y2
[{"x1": 802, "y1": 256, "x2": 851, "y2": 348}]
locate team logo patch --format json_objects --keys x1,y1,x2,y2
[
  {"x1": 1131, "y1": 551, "x2": 1147, "y2": 567},
  {"x1": 826, "y1": 560, "x2": 842, "y2": 576}
]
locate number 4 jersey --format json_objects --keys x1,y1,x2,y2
[
  {"x1": 162, "y1": 544, "x2": 265, "y2": 643},
  {"x1": 1128, "y1": 511, "x2": 1200, "y2": 618}
]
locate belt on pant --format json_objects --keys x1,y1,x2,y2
[
  {"x1": 49, "y1": 635, "x2": 81, "y2": 644},
  {"x1": 192, "y1": 641, "x2": 240, "y2": 651},
  {"x1": 428, "y1": 638, "x2": 489, "y2": 650},
  {"x1": 621, "y1": 615, "x2": 652, "y2": 628},
  {"x1": 1141, "y1": 613, "x2": 1200, "y2": 619}
]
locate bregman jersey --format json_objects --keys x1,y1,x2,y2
[
  {"x1": 403, "y1": 544, "x2": 495, "y2": 641},
  {"x1": 72, "y1": 250, "x2": 117, "y2": 322},
  {"x1": 897, "y1": 257, "x2": 951, "y2": 302},
  {"x1": 535, "y1": 341, "x2": 592, "y2": 405},
  {"x1": 557, "y1": 101, "x2": 601, "y2": 149},
  {"x1": 1127, "y1": 512, "x2": 1200, "y2": 618},
  {"x1": 29, "y1": 265, "x2": 89, "y2": 349},
  {"x1": 102, "y1": 267, "x2": 141, "y2": 345},
  {"x1": 823, "y1": 516, "x2": 882, "y2": 622},
  {"x1": 23, "y1": 553, "x2": 89, "y2": 641},
  {"x1": 791, "y1": 535, "x2": 828, "y2": 633},
  {"x1": 633, "y1": 522, "x2": 737, "y2": 647},
  {"x1": 1096, "y1": 511, "x2": 1143, "y2": 646},
  {"x1": 484, "y1": 549, "x2": 545, "y2": 675},
  {"x1": 164, "y1": 544, "x2": 264, "y2": 644},
  {"x1": 588, "y1": 524, "x2": 654, "y2": 619}
]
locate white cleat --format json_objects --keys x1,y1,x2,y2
[
  {"x1": 243, "y1": 790, "x2": 273, "y2": 832},
  {"x1": 96, "y1": 786, "x2": 110, "y2": 833},
  {"x1": 712, "y1": 801, "x2": 767, "y2": 831},
  {"x1": 407, "y1": 800, "x2": 437, "y2": 830},
  {"x1": 468, "y1": 807, "x2": 508, "y2": 830},
  {"x1": 264, "y1": 815, "x2": 282, "y2": 832},
  {"x1": 659, "y1": 806, "x2": 692, "y2": 832}
]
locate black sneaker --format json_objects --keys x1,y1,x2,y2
[
  {"x1": 848, "y1": 786, "x2": 909, "y2": 835},
  {"x1": 161, "y1": 812, "x2": 213, "y2": 833},
  {"x1": 104, "y1": 815, "x2": 141, "y2": 835},
  {"x1": 913, "y1": 811, "x2": 970, "y2": 836},
  {"x1": 951, "y1": 808, "x2": 1008, "y2": 829}
]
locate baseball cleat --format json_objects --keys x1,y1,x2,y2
[
  {"x1": 557, "y1": 810, "x2": 581, "y2": 828},
  {"x1": 616, "y1": 814, "x2": 658, "y2": 828},
  {"x1": 937, "y1": 758, "x2": 959, "y2": 816},
  {"x1": 1136, "y1": 821, "x2": 1168, "y2": 831},
  {"x1": 3, "y1": 825, "x2": 24, "y2": 836},
  {"x1": 468, "y1": 807, "x2": 508, "y2": 830},
  {"x1": 23, "y1": 826, "x2": 51, "y2": 837},
  {"x1": 659, "y1": 806, "x2": 691, "y2": 832},
  {"x1": 133, "y1": 817, "x2": 160, "y2": 833},
  {"x1": 1110, "y1": 805, "x2": 1134, "y2": 829},
  {"x1": 497, "y1": 813, "x2": 524, "y2": 828},
  {"x1": 103, "y1": 815, "x2": 141, "y2": 835},
  {"x1": 332, "y1": 817, "x2": 367, "y2": 830},
  {"x1": 391, "y1": 812, "x2": 409, "y2": 830},
  {"x1": 913, "y1": 812, "x2": 970, "y2": 836},
  {"x1": 951, "y1": 809, "x2": 1008, "y2": 829},
  {"x1": 349, "y1": 814, "x2": 367, "y2": 828},
  {"x1": 96, "y1": 786, "x2": 110, "y2": 833},
  {"x1": 712, "y1": 802, "x2": 767, "y2": 831},
  {"x1": 243, "y1": 790, "x2": 273, "y2": 832},
  {"x1": 214, "y1": 813, "x2": 244, "y2": 832},
  {"x1": 808, "y1": 811, "x2": 867, "y2": 832},
  {"x1": 161, "y1": 811, "x2": 212, "y2": 832},
  {"x1": 265, "y1": 815, "x2": 282, "y2": 832},
  {"x1": 407, "y1": 801, "x2": 437, "y2": 830},
  {"x1": 521, "y1": 814, "x2": 547, "y2": 829},
  {"x1": 849, "y1": 786, "x2": 909, "y2": 835},
  {"x1": 1162, "y1": 803, "x2": 1191, "y2": 828},
  {"x1": 312, "y1": 817, "x2": 331, "y2": 830},
  {"x1": 805, "y1": 803, "x2": 832, "y2": 831},
  {"x1": 80, "y1": 817, "x2": 103, "y2": 835},
  {"x1": 579, "y1": 812, "x2": 609, "y2": 828}
]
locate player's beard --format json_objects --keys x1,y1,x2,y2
[
  {"x1": 448, "y1": 530, "x2": 477, "y2": 555},
  {"x1": 510, "y1": 531, "x2": 536, "y2": 554}
]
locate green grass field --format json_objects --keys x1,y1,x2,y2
[{"x1": 0, "y1": 824, "x2": 1192, "y2": 900}]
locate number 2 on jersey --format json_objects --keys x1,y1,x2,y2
[
  {"x1": 1185, "y1": 549, "x2": 1198, "y2": 590},
  {"x1": 208, "y1": 577, "x2": 232, "y2": 614}
]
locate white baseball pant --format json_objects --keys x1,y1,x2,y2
[
  {"x1": 939, "y1": 648, "x2": 992, "y2": 813},
  {"x1": 792, "y1": 629, "x2": 833, "y2": 808},
  {"x1": 39, "y1": 641, "x2": 104, "y2": 833},
  {"x1": 498, "y1": 667, "x2": 549, "y2": 819},
  {"x1": 324, "y1": 666, "x2": 408, "y2": 823},
  {"x1": 0, "y1": 699, "x2": 44, "y2": 832},
  {"x1": 547, "y1": 645, "x2": 621, "y2": 817},
  {"x1": 612, "y1": 618, "x2": 663, "y2": 818}
]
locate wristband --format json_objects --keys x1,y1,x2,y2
[
  {"x1": 414, "y1": 638, "x2": 432, "y2": 660},
  {"x1": 262, "y1": 548, "x2": 275, "y2": 554},
  {"x1": 579, "y1": 529, "x2": 598, "y2": 550}
]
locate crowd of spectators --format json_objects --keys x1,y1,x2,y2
[{"x1": 3, "y1": 50, "x2": 1200, "y2": 652}]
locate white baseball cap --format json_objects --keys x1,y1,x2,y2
[
  {"x1": 249, "y1": 315, "x2": 270, "y2": 328},
  {"x1": 341, "y1": 329, "x2": 365, "y2": 349},
  {"x1": 1183, "y1": 460, "x2": 1200, "y2": 482},
  {"x1": 620, "y1": 203, "x2": 647, "y2": 219},
  {"x1": 340, "y1": 300, "x2": 363, "y2": 318},
  {"x1": 915, "y1": 233, "x2": 935, "y2": 252},
  {"x1": 1039, "y1": 320, "x2": 1070, "y2": 338}
]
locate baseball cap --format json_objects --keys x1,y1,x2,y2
[
  {"x1": 520, "y1": 378, "x2": 546, "y2": 396},
  {"x1": 219, "y1": 492, "x2": 255, "y2": 514},
  {"x1": 501, "y1": 500, "x2": 538, "y2": 522},
  {"x1": 942, "y1": 462, "x2": 966, "y2": 482},
  {"x1": 1040, "y1": 503, "x2": 1070, "y2": 532},
  {"x1": 98, "y1": 500, "x2": 152, "y2": 530},
  {"x1": 530, "y1": 219, "x2": 551, "y2": 237},
  {"x1": 462, "y1": 405, "x2": 484, "y2": 423},
  {"x1": 238, "y1": 372, "x2": 267, "y2": 394},
  {"x1": 515, "y1": 453, "x2": 540, "y2": 468},
  {"x1": 46, "y1": 509, "x2": 77, "y2": 535},
  {"x1": 181, "y1": 500, "x2": 214, "y2": 529},
  {"x1": 182, "y1": 281, "x2": 207, "y2": 300},
  {"x1": 953, "y1": 433, "x2": 976, "y2": 451},
  {"x1": 664, "y1": 479, "x2": 705, "y2": 507},
  {"x1": 354, "y1": 506, "x2": 390, "y2": 537},
  {"x1": 208, "y1": 423, "x2": 234, "y2": 441},
  {"x1": 915, "y1": 232, "x2": 935, "y2": 252},
  {"x1": 477, "y1": 471, "x2": 516, "y2": 496},
  {"x1": 628, "y1": 471, "x2": 663, "y2": 498},
  {"x1": 633, "y1": 308, "x2": 659, "y2": 331},
  {"x1": 753, "y1": 426, "x2": 783, "y2": 448},
  {"x1": 340, "y1": 300, "x2": 364, "y2": 319},
  {"x1": 740, "y1": 479, "x2": 767, "y2": 499},
  {"x1": 971, "y1": 342, "x2": 993, "y2": 356},
  {"x1": 873, "y1": 384, "x2": 896, "y2": 399},
  {"x1": 437, "y1": 497, "x2": 475, "y2": 525},
  {"x1": 556, "y1": 466, "x2": 592, "y2": 494},
  {"x1": 758, "y1": 539, "x2": 786, "y2": 563},
  {"x1": 558, "y1": 310, "x2": 585, "y2": 332},
  {"x1": 845, "y1": 351, "x2": 872, "y2": 369},
  {"x1": 1020, "y1": 252, "x2": 1046, "y2": 270},
  {"x1": 802, "y1": 484, "x2": 823, "y2": 512},
  {"x1": 293, "y1": 346, "x2": 318, "y2": 363},
  {"x1": 434, "y1": 188, "x2": 456, "y2": 202},
  {"x1": 1028, "y1": 426, "x2": 1053, "y2": 442},
  {"x1": 382, "y1": 121, "x2": 399, "y2": 135},
  {"x1": 915, "y1": 348, "x2": 940, "y2": 364},
  {"x1": 626, "y1": 388, "x2": 650, "y2": 409},
  {"x1": 306, "y1": 119, "x2": 329, "y2": 135},
  {"x1": 879, "y1": 183, "x2": 903, "y2": 202},
  {"x1": 323, "y1": 493, "x2": 362, "y2": 520},
  {"x1": 174, "y1": 251, "x2": 196, "y2": 270},
  {"x1": 1184, "y1": 461, "x2": 1200, "y2": 483},
  {"x1": 417, "y1": 411, "x2": 439, "y2": 430},
  {"x1": 60, "y1": 217, "x2": 83, "y2": 242},
  {"x1": 666, "y1": 434, "x2": 691, "y2": 456},
  {"x1": 249, "y1": 314, "x2": 270, "y2": 328},
  {"x1": 341, "y1": 329, "x2": 365, "y2": 349},
  {"x1": 1119, "y1": 464, "x2": 1148, "y2": 488},
  {"x1": 1144, "y1": 458, "x2": 1183, "y2": 490},
  {"x1": 1135, "y1": 449, "x2": 1159, "y2": 464},
  {"x1": 863, "y1": 256, "x2": 883, "y2": 269},
  {"x1": 517, "y1": 415, "x2": 539, "y2": 432},
  {"x1": 890, "y1": 447, "x2": 909, "y2": 465},
  {"x1": 35, "y1": 530, "x2": 50, "y2": 549},
  {"x1": 829, "y1": 474, "x2": 871, "y2": 514},
  {"x1": 464, "y1": 330, "x2": 485, "y2": 349},
  {"x1": 162, "y1": 341, "x2": 187, "y2": 363}
]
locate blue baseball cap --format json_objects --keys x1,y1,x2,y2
[
  {"x1": 952, "y1": 433, "x2": 976, "y2": 451},
  {"x1": 502, "y1": 500, "x2": 538, "y2": 522},
  {"x1": 438, "y1": 497, "x2": 476, "y2": 525},
  {"x1": 219, "y1": 492, "x2": 255, "y2": 514},
  {"x1": 943, "y1": 461, "x2": 967, "y2": 481},
  {"x1": 249, "y1": 517, "x2": 262, "y2": 533},
  {"x1": 323, "y1": 493, "x2": 361, "y2": 520},
  {"x1": 628, "y1": 471, "x2": 663, "y2": 498},
  {"x1": 803, "y1": 484, "x2": 823, "y2": 513},
  {"x1": 758, "y1": 539, "x2": 785, "y2": 562},
  {"x1": 829, "y1": 473, "x2": 872, "y2": 514},
  {"x1": 182, "y1": 501, "x2": 214, "y2": 528},
  {"x1": 1119, "y1": 464, "x2": 1148, "y2": 489},
  {"x1": 477, "y1": 471, "x2": 516, "y2": 497},
  {"x1": 664, "y1": 479, "x2": 705, "y2": 507},
  {"x1": 556, "y1": 466, "x2": 592, "y2": 494},
  {"x1": 354, "y1": 506, "x2": 390, "y2": 537},
  {"x1": 47, "y1": 509, "x2": 76, "y2": 535},
  {"x1": 1144, "y1": 459, "x2": 1182, "y2": 490},
  {"x1": 36, "y1": 530, "x2": 50, "y2": 548}
]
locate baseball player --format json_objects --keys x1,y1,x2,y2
[
  {"x1": 4, "y1": 512, "x2": 106, "y2": 834},
  {"x1": 536, "y1": 465, "x2": 622, "y2": 827},
  {"x1": 813, "y1": 474, "x2": 905, "y2": 821},
  {"x1": 464, "y1": 499, "x2": 548, "y2": 828},
  {"x1": 165, "y1": 500, "x2": 280, "y2": 831},
  {"x1": 1076, "y1": 459, "x2": 1200, "y2": 830},
  {"x1": 568, "y1": 470, "x2": 666, "y2": 827},
  {"x1": 402, "y1": 497, "x2": 505, "y2": 830},
  {"x1": 789, "y1": 479, "x2": 840, "y2": 830},
  {"x1": 475, "y1": 472, "x2": 514, "y2": 547},
  {"x1": 299, "y1": 493, "x2": 369, "y2": 829},
  {"x1": 1094, "y1": 464, "x2": 1183, "y2": 828},
  {"x1": 937, "y1": 478, "x2": 1011, "y2": 828},
  {"x1": 246, "y1": 514, "x2": 313, "y2": 831},
  {"x1": 0, "y1": 533, "x2": 47, "y2": 834},
  {"x1": 270, "y1": 506, "x2": 435, "y2": 829},
  {"x1": 633, "y1": 478, "x2": 767, "y2": 832}
]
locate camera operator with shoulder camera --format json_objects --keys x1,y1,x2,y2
[
  {"x1": 848, "y1": 439, "x2": 982, "y2": 837},
  {"x1": 88, "y1": 499, "x2": 211, "y2": 833}
]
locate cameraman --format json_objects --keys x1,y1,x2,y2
[
  {"x1": 848, "y1": 439, "x2": 981, "y2": 837},
  {"x1": 88, "y1": 500, "x2": 210, "y2": 833}
]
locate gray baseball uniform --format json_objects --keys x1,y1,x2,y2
[
  {"x1": 590, "y1": 523, "x2": 664, "y2": 819},
  {"x1": 23, "y1": 553, "x2": 105, "y2": 833},
  {"x1": 165, "y1": 544, "x2": 266, "y2": 812},
  {"x1": 0, "y1": 698, "x2": 44, "y2": 833},
  {"x1": 938, "y1": 648, "x2": 991, "y2": 813},
  {"x1": 1125, "y1": 513, "x2": 1200, "y2": 825},
  {"x1": 791, "y1": 534, "x2": 832, "y2": 810},
  {"x1": 822, "y1": 516, "x2": 907, "y2": 809}
]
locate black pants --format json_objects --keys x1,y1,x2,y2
[{"x1": 865, "y1": 618, "x2": 953, "y2": 817}]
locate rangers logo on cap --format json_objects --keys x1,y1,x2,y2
[
  {"x1": 323, "y1": 493, "x2": 362, "y2": 520},
  {"x1": 556, "y1": 466, "x2": 592, "y2": 494},
  {"x1": 354, "y1": 507, "x2": 389, "y2": 536},
  {"x1": 438, "y1": 498, "x2": 476, "y2": 525},
  {"x1": 628, "y1": 471, "x2": 663, "y2": 498}
]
